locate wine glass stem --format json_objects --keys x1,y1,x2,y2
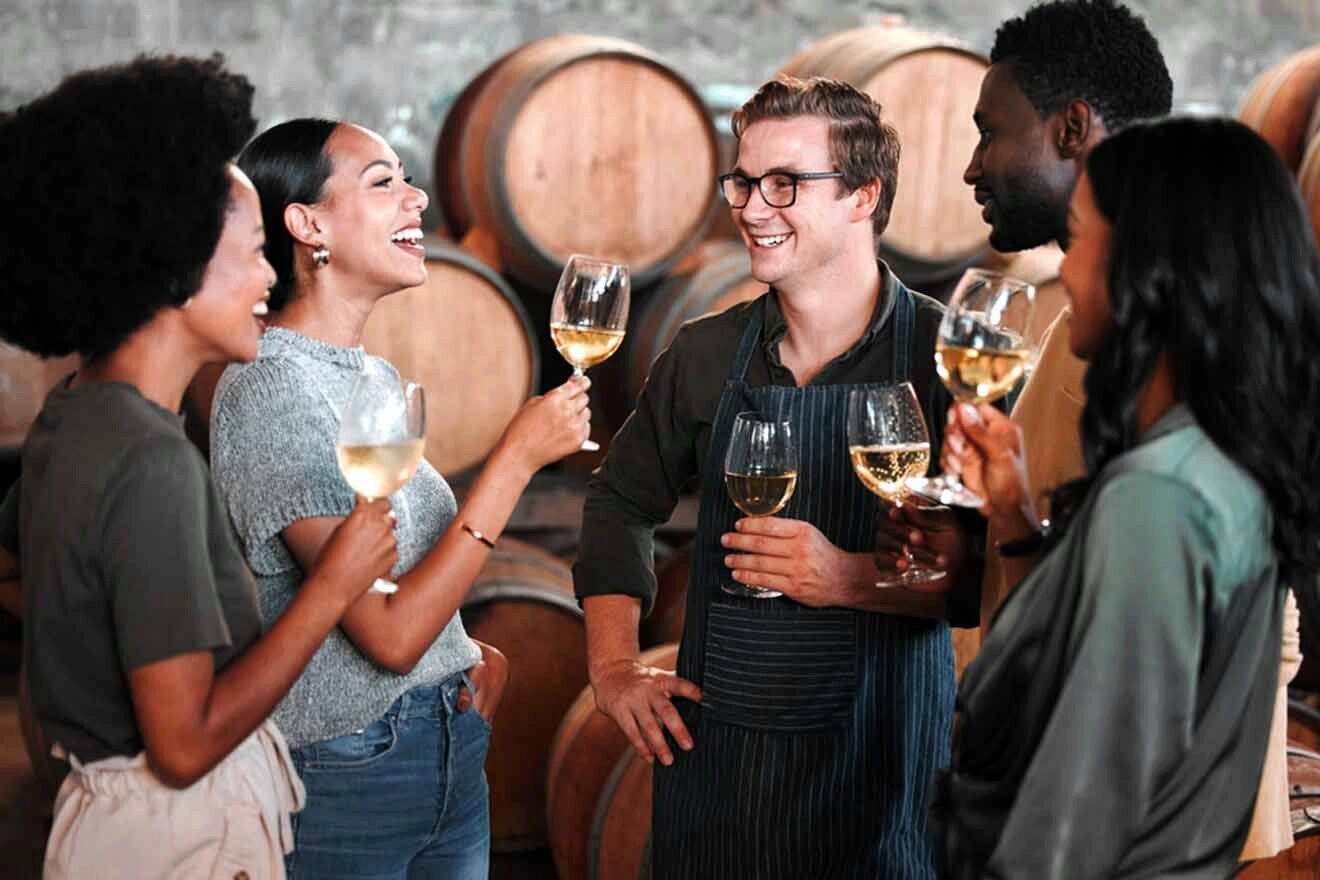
[{"x1": 573, "y1": 365, "x2": 586, "y2": 378}]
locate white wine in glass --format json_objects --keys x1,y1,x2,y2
[
  {"x1": 723, "y1": 412, "x2": 797, "y2": 599},
  {"x1": 335, "y1": 364, "x2": 426, "y2": 595},
  {"x1": 847, "y1": 384, "x2": 945, "y2": 587},
  {"x1": 550, "y1": 254, "x2": 630, "y2": 452},
  {"x1": 908, "y1": 268, "x2": 1036, "y2": 508}
]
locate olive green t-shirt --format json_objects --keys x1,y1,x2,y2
[{"x1": 0, "y1": 380, "x2": 261, "y2": 763}]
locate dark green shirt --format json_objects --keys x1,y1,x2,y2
[
  {"x1": 573, "y1": 265, "x2": 967, "y2": 618},
  {"x1": 0, "y1": 381, "x2": 261, "y2": 762},
  {"x1": 932, "y1": 405, "x2": 1285, "y2": 878}
]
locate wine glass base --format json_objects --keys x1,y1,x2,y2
[
  {"x1": 906, "y1": 475, "x2": 985, "y2": 509},
  {"x1": 721, "y1": 583, "x2": 782, "y2": 600},
  {"x1": 873, "y1": 567, "x2": 946, "y2": 589},
  {"x1": 579, "y1": 439, "x2": 601, "y2": 452}
]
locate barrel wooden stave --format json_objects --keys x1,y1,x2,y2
[
  {"x1": 462, "y1": 537, "x2": 584, "y2": 853},
  {"x1": 589, "y1": 748, "x2": 654, "y2": 880},
  {"x1": 780, "y1": 25, "x2": 990, "y2": 283},
  {"x1": 548, "y1": 643, "x2": 677, "y2": 880},
  {"x1": 1238, "y1": 45, "x2": 1320, "y2": 173},
  {"x1": 359, "y1": 236, "x2": 538, "y2": 479},
  {"x1": 1297, "y1": 133, "x2": 1320, "y2": 254},
  {"x1": 442, "y1": 34, "x2": 719, "y2": 291}
]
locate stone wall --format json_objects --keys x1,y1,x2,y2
[{"x1": 2, "y1": 0, "x2": 1318, "y2": 228}]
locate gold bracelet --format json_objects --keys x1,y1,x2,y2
[{"x1": 461, "y1": 522, "x2": 496, "y2": 549}]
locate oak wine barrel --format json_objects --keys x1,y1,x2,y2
[
  {"x1": 1236, "y1": 743, "x2": 1320, "y2": 879},
  {"x1": 436, "y1": 34, "x2": 721, "y2": 291},
  {"x1": 462, "y1": 536, "x2": 587, "y2": 852},
  {"x1": 359, "y1": 235, "x2": 539, "y2": 479},
  {"x1": 1238, "y1": 45, "x2": 1320, "y2": 173},
  {"x1": 780, "y1": 24, "x2": 990, "y2": 285},
  {"x1": 0, "y1": 343, "x2": 79, "y2": 450},
  {"x1": 547, "y1": 643, "x2": 678, "y2": 880},
  {"x1": 1296, "y1": 134, "x2": 1320, "y2": 254}
]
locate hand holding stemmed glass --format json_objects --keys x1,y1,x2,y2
[
  {"x1": 550, "y1": 254, "x2": 630, "y2": 452},
  {"x1": 335, "y1": 362, "x2": 426, "y2": 595},
  {"x1": 907, "y1": 269, "x2": 1036, "y2": 508},
  {"x1": 847, "y1": 383, "x2": 946, "y2": 587},
  {"x1": 722, "y1": 412, "x2": 798, "y2": 599}
]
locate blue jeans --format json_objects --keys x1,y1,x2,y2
[{"x1": 286, "y1": 674, "x2": 491, "y2": 879}]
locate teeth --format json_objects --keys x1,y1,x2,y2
[
  {"x1": 754, "y1": 234, "x2": 789, "y2": 247},
  {"x1": 253, "y1": 302, "x2": 269, "y2": 316},
  {"x1": 390, "y1": 228, "x2": 423, "y2": 243}
]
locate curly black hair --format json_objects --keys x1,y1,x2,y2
[
  {"x1": 991, "y1": 0, "x2": 1172, "y2": 131},
  {"x1": 237, "y1": 118, "x2": 338, "y2": 310},
  {"x1": 0, "y1": 54, "x2": 256, "y2": 360},
  {"x1": 1051, "y1": 117, "x2": 1320, "y2": 588}
]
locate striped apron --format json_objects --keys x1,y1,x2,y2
[{"x1": 652, "y1": 288, "x2": 955, "y2": 879}]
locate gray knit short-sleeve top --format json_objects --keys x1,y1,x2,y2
[{"x1": 210, "y1": 327, "x2": 482, "y2": 748}]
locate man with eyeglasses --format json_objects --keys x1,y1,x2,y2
[{"x1": 573, "y1": 75, "x2": 976, "y2": 879}]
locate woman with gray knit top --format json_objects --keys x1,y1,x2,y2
[{"x1": 208, "y1": 118, "x2": 591, "y2": 879}]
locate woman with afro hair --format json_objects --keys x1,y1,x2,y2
[
  {"x1": 0, "y1": 55, "x2": 398, "y2": 878},
  {"x1": 931, "y1": 116, "x2": 1320, "y2": 878}
]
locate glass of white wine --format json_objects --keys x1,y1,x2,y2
[
  {"x1": 848, "y1": 384, "x2": 946, "y2": 587},
  {"x1": 723, "y1": 411, "x2": 798, "y2": 599},
  {"x1": 335, "y1": 363, "x2": 426, "y2": 595},
  {"x1": 907, "y1": 268, "x2": 1036, "y2": 508},
  {"x1": 550, "y1": 254, "x2": 630, "y2": 452}
]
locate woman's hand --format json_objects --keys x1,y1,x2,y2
[
  {"x1": 944, "y1": 404, "x2": 1036, "y2": 530},
  {"x1": 458, "y1": 640, "x2": 509, "y2": 723},
  {"x1": 311, "y1": 495, "x2": 399, "y2": 604},
  {"x1": 495, "y1": 375, "x2": 592, "y2": 473}
]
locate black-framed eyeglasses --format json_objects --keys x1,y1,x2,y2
[{"x1": 717, "y1": 170, "x2": 846, "y2": 208}]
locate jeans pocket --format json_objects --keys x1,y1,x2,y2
[
  {"x1": 299, "y1": 716, "x2": 398, "y2": 770},
  {"x1": 701, "y1": 601, "x2": 858, "y2": 733}
]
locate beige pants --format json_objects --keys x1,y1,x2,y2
[{"x1": 43, "y1": 720, "x2": 305, "y2": 880}]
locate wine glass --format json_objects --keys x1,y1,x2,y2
[
  {"x1": 907, "y1": 268, "x2": 1036, "y2": 508},
  {"x1": 848, "y1": 384, "x2": 945, "y2": 587},
  {"x1": 550, "y1": 254, "x2": 630, "y2": 452},
  {"x1": 335, "y1": 363, "x2": 426, "y2": 595},
  {"x1": 722, "y1": 411, "x2": 798, "y2": 599}
]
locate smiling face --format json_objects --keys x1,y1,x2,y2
[
  {"x1": 182, "y1": 165, "x2": 275, "y2": 363},
  {"x1": 732, "y1": 115, "x2": 875, "y2": 295},
  {"x1": 964, "y1": 63, "x2": 1076, "y2": 253},
  {"x1": 1059, "y1": 172, "x2": 1115, "y2": 359},
  {"x1": 310, "y1": 123, "x2": 429, "y2": 294}
]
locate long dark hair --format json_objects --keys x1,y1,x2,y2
[
  {"x1": 1051, "y1": 116, "x2": 1320, "y2": 586},
  {"x1": 237, "y1": 118, "x2": 338, "y2": 309}
]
